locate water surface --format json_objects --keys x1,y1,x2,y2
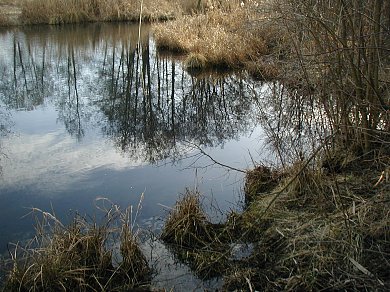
[{"x1": 0, "y1": 22, "x2": 270, "y2": 287}]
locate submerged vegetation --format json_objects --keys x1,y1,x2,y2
[{"x1": 1, "y1": 204, "x2": 151, "y2": 291}]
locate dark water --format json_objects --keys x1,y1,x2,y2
[{"x1": 0, "y1": 23, "x2": 272, "y2": 288}]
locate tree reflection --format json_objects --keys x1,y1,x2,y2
[
  {"x1": 0, "y1": 24, "x2": 259, "y2": 164},
  {"x1": 57, "y1": 45, "x2": 85, "y2": 141},
  {"x1": 0, "y1": 34, "x2": 46, "y2": 110},
  {"x1": 98, "y1": 36, "x2": 257, "y2": 163},
  {"x1": 0, "y1": 107, "x2": 11, "y2": 176}
]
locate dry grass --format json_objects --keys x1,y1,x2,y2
[
  {"x1": 244, "y1": 164, "x2": 281, "y2": 204},
  {"x1": 154, "y1": 1, "x2": 288, "y2": 75},
  {"x1": 184, "y1": 52, "x2": 208, "y2": 70},
  {"x1": 154, "y1": 3, "x2": 270, "y2": 70},
  {"x1": 0, "y1": 0, "x2": 22, "y2": 25},
  {"x1": 2, "y1": 205, "x2": 151, "y2": 291},
  {"x1": 20, "y1": 0, "x2": 180, "y2": 25},
  {"x1": 227, "y1": 152, "x2": 390, "y2": 290},
  {"x1": 161, "y1": 189, "x2": 214, "y2": 247},
  {"x1": 161, "y1": 189, "x2": 230, "y2": 279},
  {"x1": 0, "y1": 11, "x2": 9, "y2": 26},
  {"x1": 162, "y1": 153, "x2": 389, "y2": 289}
]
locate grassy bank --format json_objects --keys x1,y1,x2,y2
[
  {"x1": 162, "y1": 153, "x2": 390, "y2": 290},
  {"x1": 153, "y1": 1, "x2": 283, "y2": 77},
  {"x1": 0, "y1": 0, "x2": 183, "y2": 25},
  {"x1": 21, "y1": 0, "x2": 180, "y2": 24}
]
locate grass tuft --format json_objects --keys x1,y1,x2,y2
[
  {"x1": 161, "y1": 189, "x2": 213, "y2": 247},
  {"x1": 244, "y1": 164, "x2": 281, "y2": 204},
  {"x1": 184, "y1": 53, "x2": 207, "y2": 70},
  {"x1": 2, "y1": 205, "x2": 151, "y2": 291}
]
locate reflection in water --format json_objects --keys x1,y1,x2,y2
[
  {"x1": 0, "y1": 23, "x2": 268, "y2": 268},
  {"x1": 251, "y1": 82, "x2": 324, "y2": 165},
  {"x1": 0, "y1": 108, "x2": 11, "y2": 176},
  {"x1": 0, "y1": 23, "x2": 258, "y2": 163}
]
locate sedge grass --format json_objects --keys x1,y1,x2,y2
[{"x1": 2, "y1": 205, "x2": 151, "y2": 291}]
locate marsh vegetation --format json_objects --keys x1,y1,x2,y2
[
  {"x1": 156, "y1": 0, "x2": 390, "y2": 290},
  {"x1": 0, "y1": 0, "x2": 389, "y2": 290},
  {"x1": 2, "y1": 204, "x2": 151, "y2": 291}
]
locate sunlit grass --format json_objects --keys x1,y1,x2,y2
[
  {"x1": 20, "y1": 0, "x2": 180, "y2": 24},
  {"x1": 154, "y1": 6, "x2": 268, "y2": 69}
]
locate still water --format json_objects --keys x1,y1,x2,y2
[{"x1": 0, "y1": 22, "x2": 271, "y2": 287}]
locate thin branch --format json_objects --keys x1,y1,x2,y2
[{"x1": 185, "y1": 141, "x2": 246, "y2": 173}]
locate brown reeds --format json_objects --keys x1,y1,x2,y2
[
  {"x1": 153, "y1": 4, "x2": 270, "y2": 70},
  {"x1": 2, "y1": 205, "x2": 151, "y2": 291},
  {"x1": 20, "y1": 0, "x2": 179, "y2": 25},
  {"x1": 235, "y1": 149, "x2": 389, "y2": 290},
  {"x1": 161, "y1": 189, "x2": 232, "y2": 279},
  {"x1": 161, "y1": 151, "x2": 389, "y2": 289},
  {"x1": 161, "y1": 189, "x2": 213, "y2": 247}
]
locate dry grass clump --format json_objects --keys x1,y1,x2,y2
[
  {"x1": 21, "y1": 0, "x2": 179, "y2": 25},
  {"x1": 161, "y1": 189, "x2": 231, "y2": 279},
  {"x1": 244, "y1": 164, "x2": 280, "y2": 204},
  {"x1": 154, "y1": 5, "x2": 268, "y2": 69},
  {"x1": 283, "y1": 161, "x2": 336, "y2": 211},
  {"x1": 154, "y1": 1, "x2": 288, "y2": 76},
  {"x1": 161, "y1": 189, "x2": 214, "y2": 247},
  {"x1": 2, "y1": 207, "x2": 151, "y2": 291},
  {"x1": 184, "y1": 52, "x2": 207, "y2": 70}
]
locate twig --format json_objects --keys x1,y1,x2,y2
[{"x1": 186, "y1": 141, "x2": 246, "y2": 173}]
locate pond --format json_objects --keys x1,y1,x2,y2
[{"x1": 0, "y1": 22, "x2": 273, "y2": 288}]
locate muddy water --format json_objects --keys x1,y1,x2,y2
[{"x1": 0, "y1": 23, "x2": 271, "y2": 288}]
